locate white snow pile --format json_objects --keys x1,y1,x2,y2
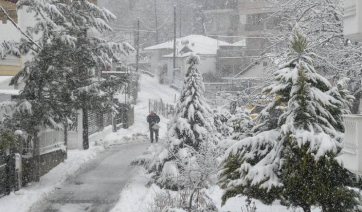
[{"x1": 0, "y1": 145, "x2": 105, "y2": 212}]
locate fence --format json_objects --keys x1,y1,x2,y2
[
  {"x1": 113, "y1": 103, "x2": 134, "y2": 129},
  {"x1": 87, "y1": 111, "x2": 113, "y2": 135},
  {"x1": 0, "y1": 150, "x2": 17, "y2": 197},
  {"x1": 38, "y1": 130, "x2": 65, "y2": 155},
  {"x1": 0, "y1": 153, "x2": 6, "y2": 197},
  {"x1": 149, "y1": 99, "x2": 176, "y2": 118},
  {"x1": 88, "y1": 104, "x2": 134, "y2": 135}
]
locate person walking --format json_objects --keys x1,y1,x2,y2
[{"x1": 147, "y1": 111, "x2": 160, "y2": 143}]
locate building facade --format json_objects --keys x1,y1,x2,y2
[
  {"x1": 0, "y1": 0, "x2": 22, "y2": 76},
  {"x1": 205, "y1": 0, "x2": 280, "y2": 78},
  {"x1": 344, "y1": 0, "x2": 362, "y2": 42},
  {"x1": 203, "y1": 0, "x2": 240, "y2": 43}
]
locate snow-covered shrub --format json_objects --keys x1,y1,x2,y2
[
  {"x1": 213, "y1": 108, "x2": 233, "y2": 139},
  {"x1": 158, "y1": 61, "x2": 168, "y2": 84},
  {"x1": 219, "y1": 29, "x2": 360, "y2": 212},
  {"x1": 242, "y1": 197, "x2": 257, "y2": 212},
  {"x1": 146, "y1": 183, "x2": 217, "y2": 212},
  {"x1": 217, "y1": 106, "x2": 255, "y2": 151},
  {"x1": 0, "y1": 127, "x2": 18, "y2": 151},
  {"x1": 146, "y1": 184, "x2": 217, "y2": 212}
]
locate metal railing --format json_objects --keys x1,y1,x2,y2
[{"x1": 38, "y1": 130, "x2": 65, "y2": 155}]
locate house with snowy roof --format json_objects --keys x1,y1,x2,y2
[{"x1": 144, "y1": 35, "x2": 229, "y2": 89}]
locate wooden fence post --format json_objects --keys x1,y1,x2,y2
[
  {"x1": 112, "y1": 114, "x2": 117, "y2": 132},
  {"x1": 149, "y1": 99, "x2": 151, "y2": 113}
]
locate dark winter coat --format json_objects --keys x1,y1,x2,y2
[{"x1": 147, "y1": 114, "x2": 160, "y2": 128}]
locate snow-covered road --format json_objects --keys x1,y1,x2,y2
[
  {"x1": 29, "y1": 142, "x2": 149, "y2": 212},
  {"x1": 0, "y1": 75, "x2": 177, "y2": 212}
]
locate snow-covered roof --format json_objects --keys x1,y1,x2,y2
[
  {"x1": 145, "y1": 35, "x2": 230, "y2": 57},
  {"x1": 219, "y1": 39, "x2": 246, "y2": 47}
]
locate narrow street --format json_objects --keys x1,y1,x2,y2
[{"x1": 29, "y1": 142, "x2": 149, "y2": 212}]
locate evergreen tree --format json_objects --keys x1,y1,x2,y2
[
  {"x1": 167, "y1": 53, "x2": 217, "y2": 151},
  {"x1": 137, "y1": 54, "x2": 218, "y2": 189},
  {"x1": 219, "y1": 30, "x2": 360, "y2": 212},
  {"x1": 0, "y1": 0, "x2": 133, "y2": 181},
  {"x1": 7, "y1": 0, "x2": 133, "y2": 148}
]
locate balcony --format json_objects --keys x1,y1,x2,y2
[{"x1": 343, "y1": 0, "x2": 362, "y2": 42}]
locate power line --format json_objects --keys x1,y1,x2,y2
[
  {"x1": 112, "y1": 27, "x2": 156, "y2": 33},
  {"x1": 138, "y1": 9, "x2": 173, "y2": 31}
]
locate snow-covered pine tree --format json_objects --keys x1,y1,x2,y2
[
  {"x1": 146, "y1": 53, "x2": 218, "y2": 189},
  {"x1": 167, "y1": 53, "x2": 217, "y2": 150},
  {"x1": 7, "y1": 0, "x2": 133, "y2": 151},
  {"x1": 266, "y1": 0, "x2": 362, "y2": 113},
  {"x1": 219, "y1": 30, "x2": 360, "y2": 212}
]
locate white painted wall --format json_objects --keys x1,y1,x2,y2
[
  {"x1": 0, "y1": 15, "x2": 21, "y2": 68},
  {"x1": 0, "y1": 6, "x2": 39, "y2": 68},
  {"x1": 0, "y1": 21, "x2": 21, "y2": 42},
  {"x1": 344, "y1": 0, "x2": 362, "y2": 42},
  {"x1": 198, "y1": 56, "x2": 216, "y2": 75},
  {"x1": 166, "y1": 55, "x2": 217, "y2": 80},
  {"x1": 17, "y1": 7, "x2": 39, "y2": 66},
  {"x1": 341, "y1": 115, "x2": 362, "y2": 175},
  {"x1": 242, "y1": 59, "x2": 271, "y2": 78}
]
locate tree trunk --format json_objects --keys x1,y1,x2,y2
[
  {"x1": 32, "y1": 134, "x2": 40, "y2": 182},
  {"x1": 302, "y1": 205, "x2": 311, "y2": 212},
  {"x1": 83, "y1": 107, "x2": 89, "y2": 150},
  {"x1": 351, "y1": 91, "x2": 361, "y2": 114},
  {"x1": 188, "y1": 189, "x2": 198, "y2": 212},
  {"x1": 64, "y1": 120, "x2": 68, "y2": 159}
]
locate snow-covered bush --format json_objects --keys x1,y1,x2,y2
[
  {"x1": 0, "y1": 127, "x2": 18, "y2": 151},
  {"x1": 219, "y1": 29, "x2": 360, "y2": 212},
  {"x1": 146, "y1": 181, "x2": 217, "y2": 212},
  {"x1": 217, "y1": 106, "x2": 255, "y2": 151},
  {"x1": 213, "y1": 108, "x2": 233, "y2": 139},
  {"x1": 158, "y1": 61, "x2": 168, "y2": 84}
]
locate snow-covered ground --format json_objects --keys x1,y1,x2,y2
[
  {"x1": 106, "y1": 74, "x2": 178, "y2": 144},
  {"x1": 0, "y1": 74, "x2": 178, "y2": 212},
  {"x1": 0, "y1": 75, "x2": 321, "y2": 212},
  {"x1": 0, "y1": 145, "x2": 106, "y2": 212},
  {"x1": 110, "y1": 75, "x2": 322, "y2": 212},
  {"x1": 111, "y1": 167, "x2": 321, "y2": 212}
]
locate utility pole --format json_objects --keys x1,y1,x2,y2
[
  {"x1": 179, "y1": 2, "x2": 182, "y2": 37},
  {"x1": 136, "y1": 17, "x2": 140, "y2": 73},
  {"x1": 134, "y1": 18, "x2": 140, "y2": 103},
  {"x1": 173, "y1": 5, "x2": 176, "y2": 70},
  {"x1": 154, "y1": 0, "x2": 159, "y2": 44}
]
